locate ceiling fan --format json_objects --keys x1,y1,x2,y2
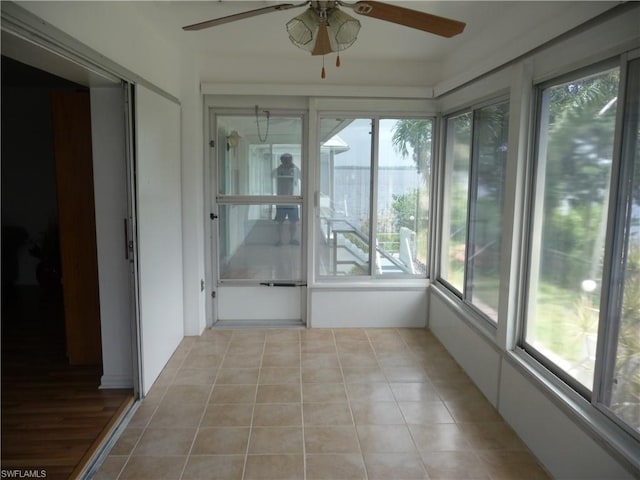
[{"x1": 183, "y1": 1, "x2": 466, "y2": 78}]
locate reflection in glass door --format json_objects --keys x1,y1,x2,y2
[{"x1": 213, "y1": 112, "x2": 305, "y2": 325}]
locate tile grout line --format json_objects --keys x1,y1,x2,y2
[
  {"x1": 178, "y1": 331, "x2": 232, "y2": 480},
  {"x1": 394, "y1": 327, "x2": 436, "y2": 479},
  {"x1": 241, "y1": 332, "x2": 267, "y2": 480},
  {"x1": 334, "y1": 328, "x2": 369, "y2": 480},
  {"x1": 298, "y1": 330, "x2": 307, "y2": 480},
  {"x1": 362, "y1": 328, "x2": 397, "y2": 478}
]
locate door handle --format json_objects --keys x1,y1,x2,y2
[{"x1": 124, "y1": 218, "x2": 135, "y2": 260}]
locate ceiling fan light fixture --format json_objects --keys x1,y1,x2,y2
[
  {"x1": 286, "y1": 6, "x2": 360, "y2": 55},
  {"x1": 328, "y1": 9, "x2": 360, "y2": 51},
  {"x1": 286, "y1": 8, "x2": 318, "y2": 51}
]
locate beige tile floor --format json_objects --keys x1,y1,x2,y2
[{"x1": 95, "y1": 328, "x2": 552, "y2": 480}]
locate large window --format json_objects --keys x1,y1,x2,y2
[
  {"x1": 440, "y1": 101, "x2": 509, "y2": 322},
  {"x1": 526, "y1": 60, "x2": 639, "y2": 437},
  {"x1": 526, "y1": 68, "x2": 620, "y2": 390},
  {"x1": 318, "y1": 117, "x2": 432, "y2": 278}
]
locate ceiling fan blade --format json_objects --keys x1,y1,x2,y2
[
  {"x1": 344, "y1": 1, "x2": 465, "y2": 38},
  {"x1": 183, "y1": 2, "x2": 306, "y2": 31}
]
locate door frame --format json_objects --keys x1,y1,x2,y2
[{"x1": 204, "y1": 99, "x2": 310, "y2": 327}]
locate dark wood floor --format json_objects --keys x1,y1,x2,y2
[{"x1": 1, "y1": 286, "x2": 133, "y2": 480}]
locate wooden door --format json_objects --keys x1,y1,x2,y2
[{"x1": 51, "y1": 90, "x2": 102, "y2": 366}]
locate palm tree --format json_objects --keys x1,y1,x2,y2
[{"x1": 391, "y1": 119, "x2": 432, "y2": 181}]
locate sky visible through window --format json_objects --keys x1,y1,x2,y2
[{"x1": 327, "y1": 119, "x2": 416, "y2": 168}]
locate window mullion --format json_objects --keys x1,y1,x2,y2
[
  {"x1": 429, "y1": 115, "x2": 444, "y2": 281},
  {"x1": 370, "y1": 118, "x2": 379, "y2": 277},
  {"x1": 465, "y1": 109, "x2": 479, "y2": 301}
]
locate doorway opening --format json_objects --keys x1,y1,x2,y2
[{"x1": 1, "y1": 55, "x2": 133, "y2": 478}]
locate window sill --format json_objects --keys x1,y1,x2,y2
[{"x1": 310, "y1": 278, "x2": 429, "y2": 291}]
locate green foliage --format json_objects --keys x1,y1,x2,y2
[
  {"x1": 389, "y1": 119, "x2": 433, "y2": 270},
  {"x1": 541, "y1": 205, "x2": 603, "y2": 286},
  {"x1": 476, "y1": 103, "x2": 509, "y2": 196},
  {"x1": 544, "y1": 70, "x2": 618, "y2": 211},
  {"x1": 621, "y1": 242, "x2": 640, "y2": 330},
  {"x1": 449, "y1": 180, "x2": 469, "y2": 243},
  {"x1": 532, "y1": 283, "x2": 587, "y2": 363},
  {"x1": 541, "y1": 69, "x2": 619, "y2": 289},
  {"x1": 611, "y1": 241, "x2": 640, "y2": 430},
  {"x1": 391, "y1": 119, "x2": 432, "y2": 180},
  {"x1": 391, "y1": 189, "x2": 418, "y2": 231}
]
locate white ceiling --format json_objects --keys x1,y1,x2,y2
[
  {"x1": 2, "y1": 1, "x2": 619, "y2": 92},
  {"x1": 141, "y1": 1, "x2": 497, "y2": 60},
  {"x1": 127, "y1": 0, "x2": 619, "y2": 86},
  {"x1": 131, "y1": 0, "x2": 617, "y2": 86}
]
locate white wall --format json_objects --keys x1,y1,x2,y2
[
  {"x1": 218, "y1": 286, "x2": 303, "y2": 324},
  {"x1": 90, "y1": 86, "x2": 134, "y2": 389},
  {"x1": 428, "y1": 293, "x2": 501, "y2": 403},
  {"x1": 311, "y1": 287, "x2": 427, "y2": 328},
  {"x1": 198, "y1": 52, "x2": 442, "y2": 88}
]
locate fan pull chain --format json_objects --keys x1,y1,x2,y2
[
  {"x1": 255, "y1": 105, "x2": 270, "y2": 142},
  {"x1": 321, "y1": 56, "x2": 326, "y2": 79},
  {"x1": 336, "y1": 53, "x2": 341, "y2": 68}
]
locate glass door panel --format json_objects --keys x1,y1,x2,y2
[
  {"x1": 218, "y1": 203, "x2": 303, "y2": 281},
  {"x1": 217, "y1": 115, "x2": 303, "y2": 196}
]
